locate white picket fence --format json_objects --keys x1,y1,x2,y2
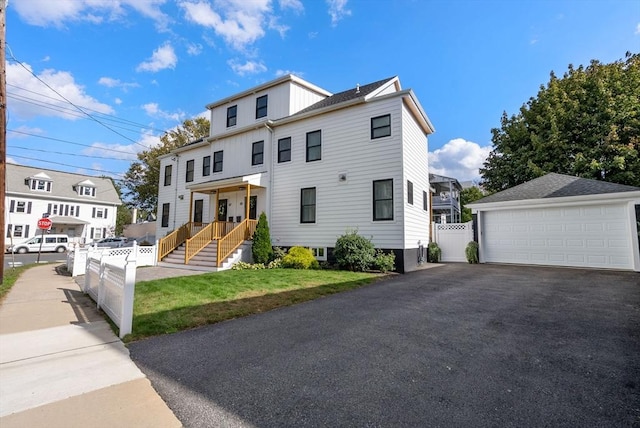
[
  {"x1": 70, "y1": 242, "x2": 158, "y2": 338},
  {"x1": 433, "y1": 221, "x2": 474, "y2": 262},
  {"x1": 67, "y1": 241, "x2": 157, "y2": 277}
]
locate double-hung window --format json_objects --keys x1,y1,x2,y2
[
  {"x1": 256, "y1": 95, "x2": 268, "y2": 118},
  {"x1": 278, "y1": 137, "x2": 291, "y2": 163},
  {"x1": 213, "y1": 151, "x2": 223, "y2": 173},
  {"x1": 161, "y1": 203, "x2": 170, "y2": 228},
  {"x1": 423, "y1": 191, "x2": 428, "y2": 211},
  {"x1": 300, "y1": 187, "x2": 316, "y2": 224},
  {"x1": 371, "y1": 114, "x2": 391, "y2": 139},
  {"x1": 164, "y1": 165, "x2": 172, "y2": 186},
  {"x1": 407, "y1": 180, "x2": 414, "y2": 205},
  {"x1": 252, "y1": 141, "x2": 264, "y2": 166},
  {"x1": 227, "y1": 105, "x2": 237, "y2": 127},
  {"x1": 203, "y1": 156, "x2": 211, "y2": 176},
  {"x1": 373, "y1": 179, "x2": 394, "y2": 221},
  {"x1": 306, "y1": 130, "x2": 321, "y2": 162},
  {"x1": 185, "y1": 160, "x2": 195, "y2": 182}
]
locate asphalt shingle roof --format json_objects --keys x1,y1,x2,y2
[
  {"x1": 293, "y1": 77, "x2": 396, "y2": 116},
  {"x1": 6, "y1": 164, "x2": 122, "y2": 205},
  {"x1": 472, "y1": 173, "x2": 640, "y2": 204}
]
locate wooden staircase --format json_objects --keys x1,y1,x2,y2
[{"x1": 161, "y1": 240, "x2": 247, "y2": 271}]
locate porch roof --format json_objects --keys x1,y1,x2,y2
[
  {"x1": 49, "y1": 216, "x2": 89, "y2": 225},
  {"x1": 185, "y1": 173, "x2": 265, "y2": 194}
]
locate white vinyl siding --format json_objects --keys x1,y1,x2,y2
[
  {"x1": 271, "y1": 97, "x2": 405, "y2": 249},
  {"x1": 401, "y1": 102, "x2": 430, "y2": 248}
]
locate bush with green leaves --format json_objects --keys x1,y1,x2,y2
[
  {"x1": 252, "y1": 212, "x2": 273, "y2": 264},
  {"x1": 232, "y1": 261, "x2": 266, "y2": 270},
  {"x1": 333, "y1": 230, "x2": 376, "y2": 272},
  {"x1": 427, "y1": 242, "x2": 441, "y2": 263},
  {"x1": 281, "y1": 246, "x2": 319, "y2": 269},
  {"x1": 465, "y1": 241, "x2": 479, "y2": 264},
  {"x1": 374, "y1": 249, "x2": 396, "y2": 273}
]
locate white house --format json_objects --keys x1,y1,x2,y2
[
  {"x1": 156, "y1": 75, "x2": 435, "y2": 272},
  {"x1": 468, "y1": 173, "x2": 640, "y2": 271},
  {"x1": 5, "y1": 164, "x2": 122, "y2": 246}
]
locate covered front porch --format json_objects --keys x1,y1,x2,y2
[{"x1": 158, "y1": 174, "x2": 266, "y2": 270}]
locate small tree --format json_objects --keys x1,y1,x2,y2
[
  {"x1": 334, "y1": 230, "x2": 375, "y2": 272},
  {"x1": 252, "y1": 212, "x2": 273, "y2": 264},
  {"x1": 281, "y1": 247, "x2": 319, "y2": 269},
  {"x1": 465, "y1": 241, "x2": 479, "y2": 264}
]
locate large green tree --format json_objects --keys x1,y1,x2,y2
[
  {"x1": 481, "y1": 52, "x2": 640, "y2": 193},
  {"x1": 460, "y1": 186, "x2": 485, "y2": 222},
  {"x1": 122, "y1": 117, "x2": 210, "y2": 213}
]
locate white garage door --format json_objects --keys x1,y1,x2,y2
[{"x1": 481, "y1": 203, "x2": 634, "y2": 269}]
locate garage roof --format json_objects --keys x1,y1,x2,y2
[{"x1": 471, "y1": 173, "x2": 640, "y2": 205}]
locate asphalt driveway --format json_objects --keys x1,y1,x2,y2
[{"x1": 129, "y1": 264, "x2": 640, "y2": 427}]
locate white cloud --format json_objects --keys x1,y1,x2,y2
[
  {"x1": 636, "y1": 23, "x2": 640, "y2": 35},
  {"x1": 98, "y1": 77, "x2": 140, "y2": 91},
  {"x1": 179, "y1": 0, "x2": 272, "y2": 51},
  {"x1": 186, "y1": 43, "x2": 204, "y2": 56},
  {"x1": 428, "y1": 138, "x2": 492, "y2": 182},
  {"x1": 12, "y1": 0, "x2": 169, "y2": 30},
  {"x1": 228, "y1": 59, "x2": 267, "y2": 76},
  {"x1": 279, "y1": 0, "x2": 304, "y2": 13},
  {"x1": 6, "y1": 62, "x2": 114, "y2": 120},
  {"x1": 136, "y1": 43, "x2": 178, "y2": 72},
  {"x1": 142, "y1": 102, "x2": 185, "y2": 121},
  {"x1": 327, "y1": 0, "x2": 351, "y2": 26},
  {"x1": 275, "y1": 69, "x2": 304, "y2": 77}
]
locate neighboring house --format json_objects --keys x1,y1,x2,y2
[
  {"x1": 157, "y1": 74, "x2": 435, "y2": 272},
  {"x1": 468, "y1": 173, "x2": 640, "y2": 271},
  {"x1": 4, "y1": 164, "x2": 122, "y2": 246},
  {"x1": 430, "y1": 173, "x2": 463, "y2": 223}
]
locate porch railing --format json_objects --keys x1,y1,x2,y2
[
  {"x1": 158, "y1": 223, "x2": 191, "y2": 261},
  {"x1": 216, "y1": 219, "x2": 258, "y2": 267}
]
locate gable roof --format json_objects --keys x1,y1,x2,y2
[
  {"x1": 471, "y1": 173, "x2": 640, "y2": 205},
  {"x1": 6, "y1": 164, "x2": 122, "y2": 205},
  {"x1": 294, "y1": 77, "x2": 397, "y2": 116}
]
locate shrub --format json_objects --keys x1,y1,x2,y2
[
  {"x1": 427, "y1": 242, "x2": 441, "y2": 263},
  {"x1": 272, "y1": 246, "x2": 287, "y2": 260},
  {"x1": 281, "y1": 246, "x2": 319, "y2": 269},
  {"x1": 465, "y1": 241, "x2": 479, "y2": 264},
  {"x1": 252, "y1": 212, "x2": 273, "y2": 264},
  {"x1": 334, "y1": 230, "x2": 375, "y2": 272},
  {"x1": 267, "y1": 258, "x2": 282, "y2": 269},
  {"x1": 232, "y1": 261, "x2": 266, "y2": 270},
  {"x1": 374, "y1": 249, "x2": 396, "y2": 273}
]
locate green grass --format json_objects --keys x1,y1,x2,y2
[
  {"x1": 128, "y1": 269, "x2": 381, "y2": 342},
  {"x1": 1, "y1": 264, "x2": 38, "y2": 302}
]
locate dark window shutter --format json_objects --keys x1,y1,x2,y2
[
  {"x1": 9, "y1": 200, "x2": 14, "y2": 213},
  {"x1": 6, "y1": 224, "x2": 12, "y2": 238},
  {"x1": 27, "y1": 202, "x2": 32, "y2": 214},
  {"x1": 102, "y1": 228, "x2": 106, "y2": 238},
  {"x1": 92, "y1": 188, "x2": 96, "y2": 197},
  {"x1": 25, "y1": 225, "x2": 30, "y2": 238},
  {"x1": 104, "y1": 209, "x2": 108, "y2": 218},
  {"x1": 48, "y1": 203, "x2": 52, "y2": 214},
  {"x1": 65, "y1": 205, "x2": 69, "y2": 216},
  {"x1": 90, "y1": 227, "x2": 94, "y2": 239},
  {"x1": 76, "y1": 206, "x2": 80, "y2": 217},
  {"x1": 46, "y1": 182, "x2": 51, "y2": 191},
  {"x1": 92, "y1": 208, "x2": 96, "y2": 218}
]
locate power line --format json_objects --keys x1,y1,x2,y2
[
  {"x1": 8, "y1": 155, "x2": 127, "y2": 177},
  {"x1": 7, "y1": 128, "x2": 142, "y2": 156},
  {"x1": 6, "y1": 47, "x2": 150, "y2": 149},
  {"x1": 9, "y1": 145, "x2": 135, "y2": 161}
]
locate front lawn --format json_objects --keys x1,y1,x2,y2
[{"x1": 128, "y1": 269, "x2": 381, "y2": 342}]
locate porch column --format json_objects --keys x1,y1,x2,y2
[
  {"x1": 214, "y1": 190, "x2": 220, "y2": 239},
  {"x1": 188, "y1": 191, "x2": 194, "y2": 223},
  {"x1": 245, "y1": 184, "x2": 251, "y2": 237}
]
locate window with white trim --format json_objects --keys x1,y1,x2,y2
[
  {"x1": 16, "y1": 201, "x2": 26, "y2": 213},
  {"x1": 30, "y1": 179, "x2": 52, "y2": 192},
  {"x1": 310, "y1": 247, "x2": 327, "y2": 261}
]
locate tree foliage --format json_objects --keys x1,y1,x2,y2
[
  {"x1": 460, "y1": 186, "x2": 485, "y2": 222},
  {"x1": 333, "y1": 230, "x2": 375, "y2": 272},
  {"x1": 252, "y1": 212, "x2": 273, "y2": 264},
  {"x1": 122, "y1": 117, "x2": 210, "y2": 213},
  {"x1": 481, "y1": 52, "x2": 640, "y2": 192}
]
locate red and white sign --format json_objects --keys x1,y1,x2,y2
[{"x1": 37, "y1": 218, "x2": 53, "y2": 230}]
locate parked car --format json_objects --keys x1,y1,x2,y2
[
  {"x1": 93, "y1": 237, "x2": 132, "y2": 248},
  {"x1": 6, "y1": 234, "x2": 70, "y2": 254}
]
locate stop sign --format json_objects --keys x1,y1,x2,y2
[{"x1": 37, "y1": 218, "x2": 53, "y2": 230}]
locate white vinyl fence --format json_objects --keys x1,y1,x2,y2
[
  {"x1": 67, "y1": 241, "x2": 157, "y2": 277},
  {"x1": 433, "y1": 222, "x2": 474, "y2": 262}
]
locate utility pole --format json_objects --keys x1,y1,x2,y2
[{"x1": 0, "y1": 1, "x2": 7, "y2": 284}]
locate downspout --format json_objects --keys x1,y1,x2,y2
[{"x1": 264, "y1": 121, "x2": 275, "y2": 223}]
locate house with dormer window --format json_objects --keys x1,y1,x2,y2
[
  {"x1": 156, "y1": 75, "x2": 434, "y2": 272},
  {"x1": 5, "y1": 164, "x2": 122, "y2": 246}
]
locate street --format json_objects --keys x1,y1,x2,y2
[{"x1": 3, "y1": 253, "x2": 67, "y2": 270}]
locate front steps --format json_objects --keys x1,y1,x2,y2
[{"x1": 160, "y1": 241, "x2": 249, "y2": 272}]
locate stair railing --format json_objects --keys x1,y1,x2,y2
[
  {"x1": 157, "y1": 222, "x2": 193, "y2": 262},
  {"x1": 184, "y1": 222, "x2": 216, "y2": 264},
  {"x1": 216, "y1": 219, "x2": 258, "y2": 267}
]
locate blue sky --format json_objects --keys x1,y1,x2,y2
[{"x1": 6, "y1": 0, "x2": 639, "y2": 185}]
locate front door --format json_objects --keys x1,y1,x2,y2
[
  {"x1": 194, "y1": 199, "x2": 203, "y2": 223},
  {"x1": 218, "y1": 199, "x2": 228, "y2": 222},
  {"x1": 245, "y1": 195, "x2": 258, "y2": 220}
]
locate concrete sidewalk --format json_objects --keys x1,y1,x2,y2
[{"x1": 0, "y1": 264, "x2": 182, "y2": 428}]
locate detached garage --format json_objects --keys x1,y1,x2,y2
[{"x1": 468, "y1": 173, "x2": 640, "y2": 272}]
